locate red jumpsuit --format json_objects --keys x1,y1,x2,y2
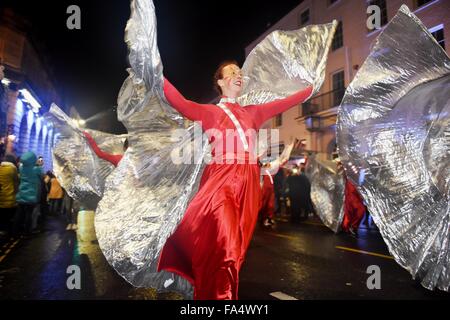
[
  {"x1": 158, "y1": 78, "x2": 312, "y2": 300},
  {"x1": 341, "y1": 178, "x2": 366, "y2": 232},
  {"x1": 83, "y1": 132, "x2": 123, "y2": 167},
  {"x1": 259, "y1": 174, "x2": 275, "y2": 220}
]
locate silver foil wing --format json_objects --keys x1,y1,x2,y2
[
  {"x1": 94, "y1": 0, "x2": 206, "y2": 297},
  {"x1": 336, "y1": 5, "x2": 450, "y2": 291},
  {"x1": 238, "y1": 21, "x2": 338, "y2": 106},
  {"x1": 118, "y1": 0, "x2": 184, "y2": 133},
  {"x1": 305, "y1": 155, "x2": 344, "y2": 233},
  {"x1": 95, "y1": 124, "x2": 207, "y2": 298},
  {"x1": 47, "y1": 104, "x2": 126, "y2": 208}
]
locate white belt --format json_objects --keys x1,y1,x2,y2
[{"x1": 216, "y1": 103, "x2": 249, "y2": 151}]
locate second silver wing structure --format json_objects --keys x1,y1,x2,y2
[
  {"x1": 305, "y1": 155, "x2": 344, "y2": 233},
  {"x1": 48, "y1": 104, "x2": 127, "y2": 208},
  {"x1": 238, "y1": 20, "x2": 338, "y2": 106},
  {"x1": 337, "y1": 5, "x2": 450, "y2": 291}
]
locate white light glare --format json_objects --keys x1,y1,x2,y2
[{"x1": 19, "y1": 89, "x2": 42, "y2": 113}]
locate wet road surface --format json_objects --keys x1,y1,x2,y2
[{"x1": 0, "y1": 211, "x2": 448, "y2": 300}]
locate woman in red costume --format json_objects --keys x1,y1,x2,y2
[
  {"x1": 82, "y1": 131, "x2": 128, "y2": 167},
  {"x1": 259, "y1": 170, "x2": 276, "y2": 227},
  {"x1": 258, "y1": 141, "x2": 295, "y2": 227},
  {"x1": 341, "y1": 177, "x2": 366, "y2": 237},
  {"x1": 157, "y1": 61, "x2": 313, "y2": 300}
]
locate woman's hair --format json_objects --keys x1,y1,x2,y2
[{"x1": 213, "y1": 60, "x2": 239, "y2": 95}]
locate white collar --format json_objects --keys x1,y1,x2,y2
[{"x1": 219, "y1": 97, "x2": 237, "y2": 104}]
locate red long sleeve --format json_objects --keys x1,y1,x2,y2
[
  {"x1": 83, "y1": 132, "x2": 122, "y2": 167},
  {"x1": 163, "y1": 78, "x2": 216, "y2": 124},
  {"x1": 246, "y1": 86, "x2": 313, "y2": 128}
]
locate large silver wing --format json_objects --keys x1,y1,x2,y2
[
  {"x1": 94, "y1": 0, "x2": 205, "y2": 298},
  {"x1": 305, "y1": 155, "x2": 344, "y2": 233},
  {"x1": 238, "y1": 21, "x2": 338, "y2": 106},
  {"x1": 48, "y1": 104, "x2": 127, "y2": 208},
  {"x1": 337, "y1": 5, "x2": 450, "y2": 291}
]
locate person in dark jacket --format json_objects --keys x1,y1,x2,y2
[
  {"x1": 286, "y1": 166, "x2": 312, "y2": 224},
  {"x1": 12, "y1": 152, "x2": 43, "y2": 236}
]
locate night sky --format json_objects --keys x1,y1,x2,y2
[{"x1": 2, "y1": 0, "x2": 302, "y2": 133}]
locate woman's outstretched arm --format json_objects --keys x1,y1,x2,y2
[
  {"x1": 163, "y1": 78, "x2": 214, "y2": 123},
  {"x1": 83, "y1": 132, "x2": 122, "y2": 167},
  {"x1": 246, "y1": 86, "x2": 313, "y2": 128}
]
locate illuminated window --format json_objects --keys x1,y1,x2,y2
[{"x1": 332, "y1": 21, "x2": 343, "y2": 51}]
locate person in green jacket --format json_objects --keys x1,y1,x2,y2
[{"x1": 12, "y1": 151, "x2": 43, "y2": 236}]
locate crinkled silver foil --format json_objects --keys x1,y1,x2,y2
[
  {"x1": 337, "y1": 5, "x2": 450, "y2": 291},
  {"x1": 305, "y1": 155, "x2": 344, "y2": 233},
  {"x1": 239, "y1": 20, "x2": 338, "y2": 106},
  {"x1": 48, "y1": 104, "x2": 127, "y2": 209},
  {"x1": 93, "y1": 0, "x2": 336, "y2": 298}
]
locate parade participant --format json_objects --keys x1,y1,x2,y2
[
  {"x1": 83, "y1": 131, "x2": 128, "y2": 167},
  {"x1": 286, "y1": 165, "x2": 312, "y2": 223},
  {"x1": 341, "y1": 177, "x2": 365, "y2": 237},
  {"x1": 259, "y1": 140, "x2": 296, "y2": 227},
  {"x1": 46, "y1": 171, "x2": 64, "y2": 216},
  {"x1": 92, "y1": 0, "x2": 336, "y2": 300},
  {"x1": 337, "y1": 5, "x2": 449, "y2": 291},
  {"x1": 157, "y1": 63, "x2": 313, "y2": 299},
  {"x1": 48, "y1": 103, "x2": 130, "y2": 209},
  {"x1": 12, "y1": 152, "x2": 42, "y2": 236},
  {"x1": 0, "y1": 153, "x2": 18, "y2": 238}
]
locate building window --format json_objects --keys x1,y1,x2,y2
[
  {"x1": 274, "y1": 114, "x2": 282, "y2": 127},
  {"x1": 328, "y1": 0, "x2": 340, "y2": 6},
  {"x1": 299, "y1": 9, "x2": 310, "y2": 27},
  {"x1": 301, "y1": 100, "x2": 312, "y2": 117},
  {"x1": 429, "y1": 24, "x2": 445, "y2": 50},
  {"x1": 416, "y1": 0, "x2": 433, "y2": 7},
  {"x1": 332, "y1": 21, "x2": 343, "y2": 51},
  {"x1": 367, "y1": 0, "x2": 388, "y2": 31},
  {"x1": 332, "y1": 70, "x2": 345, "y2": 106}
]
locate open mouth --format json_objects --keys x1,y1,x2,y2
[{"x1": 234, "y1": 80, "x2": 242, "y2": 87}]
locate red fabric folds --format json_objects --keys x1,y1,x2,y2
[
  {"x1": 341, "y1": 179, "x2": 366, "y2": 232},
  {"x1": 259, "y1": 175, "x2": 275, "y2": 220}
]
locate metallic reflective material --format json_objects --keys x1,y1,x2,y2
[
  {"x1": 337, "y1": 5, "x2": 450, "y2": 291},
  {"x1": 305, "y1": 155, "x2": 344, "y2": 233},
  {"x1": 239, "y1": 20, "x2": 338, "y2": 106},
  {"x1": 48, "y1": 104, "x2": 126, "y2": 208}
]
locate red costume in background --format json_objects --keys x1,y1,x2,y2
[
  {"x1": 158, "y1": 78, "x2": 312, "y2": 300},
  {"x1": 259, "y1": 174, "x2": 275, "y2": 221},
  {"x1": 341, "y1": 178, "x2": 365, "y2": 232},
  {"x1": 83, "y1": 132, "x2": 123, "y2": 167}
]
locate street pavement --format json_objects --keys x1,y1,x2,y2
[{"x1": 0, "y1": 211, "x2": 448, "y2": 300}]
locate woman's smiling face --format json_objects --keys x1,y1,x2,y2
[{"x1": 218, "y1": 64, "x2": 243, "y2": 97}]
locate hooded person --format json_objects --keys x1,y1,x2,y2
[
  {"x1": 0, "y1": 153, "x2": 19, "y2": 237},
  {"x1": 12, "y1": 152, "x2": 43, "y2": 236}
]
